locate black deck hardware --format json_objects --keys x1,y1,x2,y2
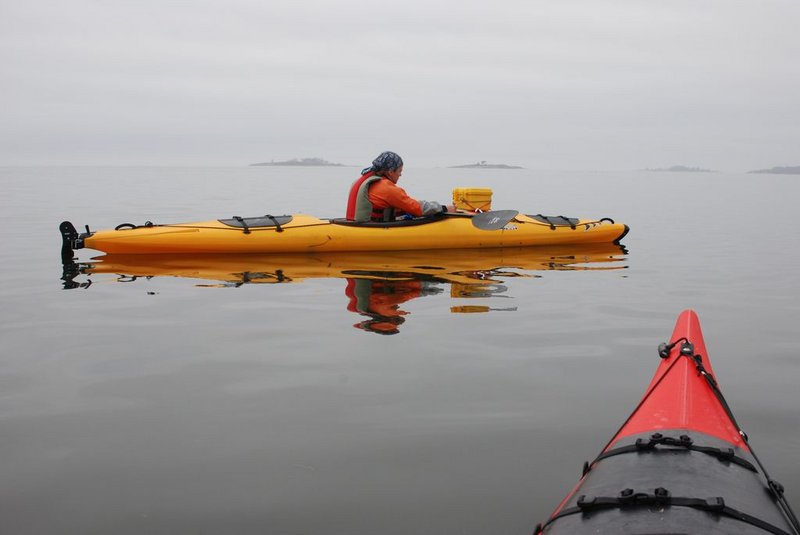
[
  {"x1": 219, "y1": 215, "x2": 293, "y2": 231},
  {"x1": 528, "y1": 214, "x2": 579, "y2": 230},
  {"x1": 233, "y1": 216, "x2": 250, "y2": 234},
  {"x1": 588, "y1": 433, "x2": 757, "y2": 473},
  {"x1": 114, "y1": 221, "x2": 155, "y2": 230},
  {"x1": 265, "y1": 214, "x2": 284, "y2": 232},
  {"x1": 539, "y1": 488, "x2": 795, "y2": 535}
]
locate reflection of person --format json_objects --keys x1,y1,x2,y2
[
  {"x1": 345, "y1": 278, "x2": 416, "y2": 335},
  {"x1": 344, "y1": 277, "x2": 442, "y2": 335},
  {"x1": 346, "y1": 151, "x2": 456, "y2": 222}
]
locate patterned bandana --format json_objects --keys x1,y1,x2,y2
[{"x1": 362, "y1": 151, "x2": 403, "y2": 175}]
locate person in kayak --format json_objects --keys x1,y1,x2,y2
[{"x1": 346, "y1": 151, "x2": 456, "y2": 222}]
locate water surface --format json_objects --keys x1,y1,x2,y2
[{"x1": 1, "y1": 166, "x2": 798, "y2": 534}]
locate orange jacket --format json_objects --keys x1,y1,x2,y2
[{"x1": 367, "y1": 178, "x2": 423, "y2": 217}]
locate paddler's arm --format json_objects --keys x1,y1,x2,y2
[
  {"x1": 410, "y1": 199, "x2": 458, "y2": 216},
  {"x1": 371, "y1": 180, "x2": 455, "y2": 217}
]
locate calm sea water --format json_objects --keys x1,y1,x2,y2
[{"x1": 1, "y1": 165, "x2": 799, "y2": 534}]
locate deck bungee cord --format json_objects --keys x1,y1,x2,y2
[{"x1": 538, "y1": 490, "x2": 796, "y2": 535}]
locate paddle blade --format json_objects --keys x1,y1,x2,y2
[{"x1": 471, "y1": 210, "x2": 519, "y2": 230}]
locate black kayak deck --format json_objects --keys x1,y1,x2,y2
[{"x1": 539, "y1": 429, "x2": 796, "y2": 534}]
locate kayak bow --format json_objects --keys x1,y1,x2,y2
[{"x1": 536, "y1": 310, "x2": 799, "y2": 534}]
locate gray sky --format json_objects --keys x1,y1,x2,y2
[{"x1": 1, "y1": 0, "x2": 798, "y2": 170}]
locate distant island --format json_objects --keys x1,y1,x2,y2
[
  {"x1": 449, "y1": 161, "x2": 524, "y2": 169},
  {"x1": 644, "y1": 165, "x2": 715, "y2": 173},
  {"x1": 747, "y1": 165, "x2": 800, "y2": 175},
  {"x1": 250, "y1": 157, "x2": 347, "y2": 167}
]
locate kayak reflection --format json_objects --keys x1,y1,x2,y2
[{"x1": 63, "y1": 244, "x2": 627, "y2": 334}]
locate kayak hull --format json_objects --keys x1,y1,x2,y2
[
  {"x1": 538, "y1": 310, "x2": 797, "y2": 534},
  {"x1": 72, "y1": 213, "x2": 628, "y2": 255}
]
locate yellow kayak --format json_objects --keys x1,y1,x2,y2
[{"x1": 61, "y1": 211, "x2": 628, "y2": 256}]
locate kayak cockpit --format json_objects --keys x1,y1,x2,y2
[{"x1": 330, "y1": 214, "x2": 446, "y2": 228}]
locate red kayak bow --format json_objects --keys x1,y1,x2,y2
[
  {"x1": 612, "y1": 309, "x2": 746, "y2": 449},
  {"x1": 536, "y1": 309, "x2": 799, "y2": 534}
]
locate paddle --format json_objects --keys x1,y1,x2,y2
[{"x1": 459, "y1": 209, "x2": 519, "y2": 230}]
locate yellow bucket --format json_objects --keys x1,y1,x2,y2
[{"x1": 452, "y1": 187, "x2": 492, "y2": 212}]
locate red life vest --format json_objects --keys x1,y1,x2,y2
[{"x1": 345, "y1": 171, "x2": 376, "y2": 220}]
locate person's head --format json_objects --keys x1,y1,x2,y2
[
  {"x1": 354, "y1": 316, "x2": 405, "y2": 335},
  {"x1": 370, "y1": 151, "x2": 403, "y2": 182}
]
